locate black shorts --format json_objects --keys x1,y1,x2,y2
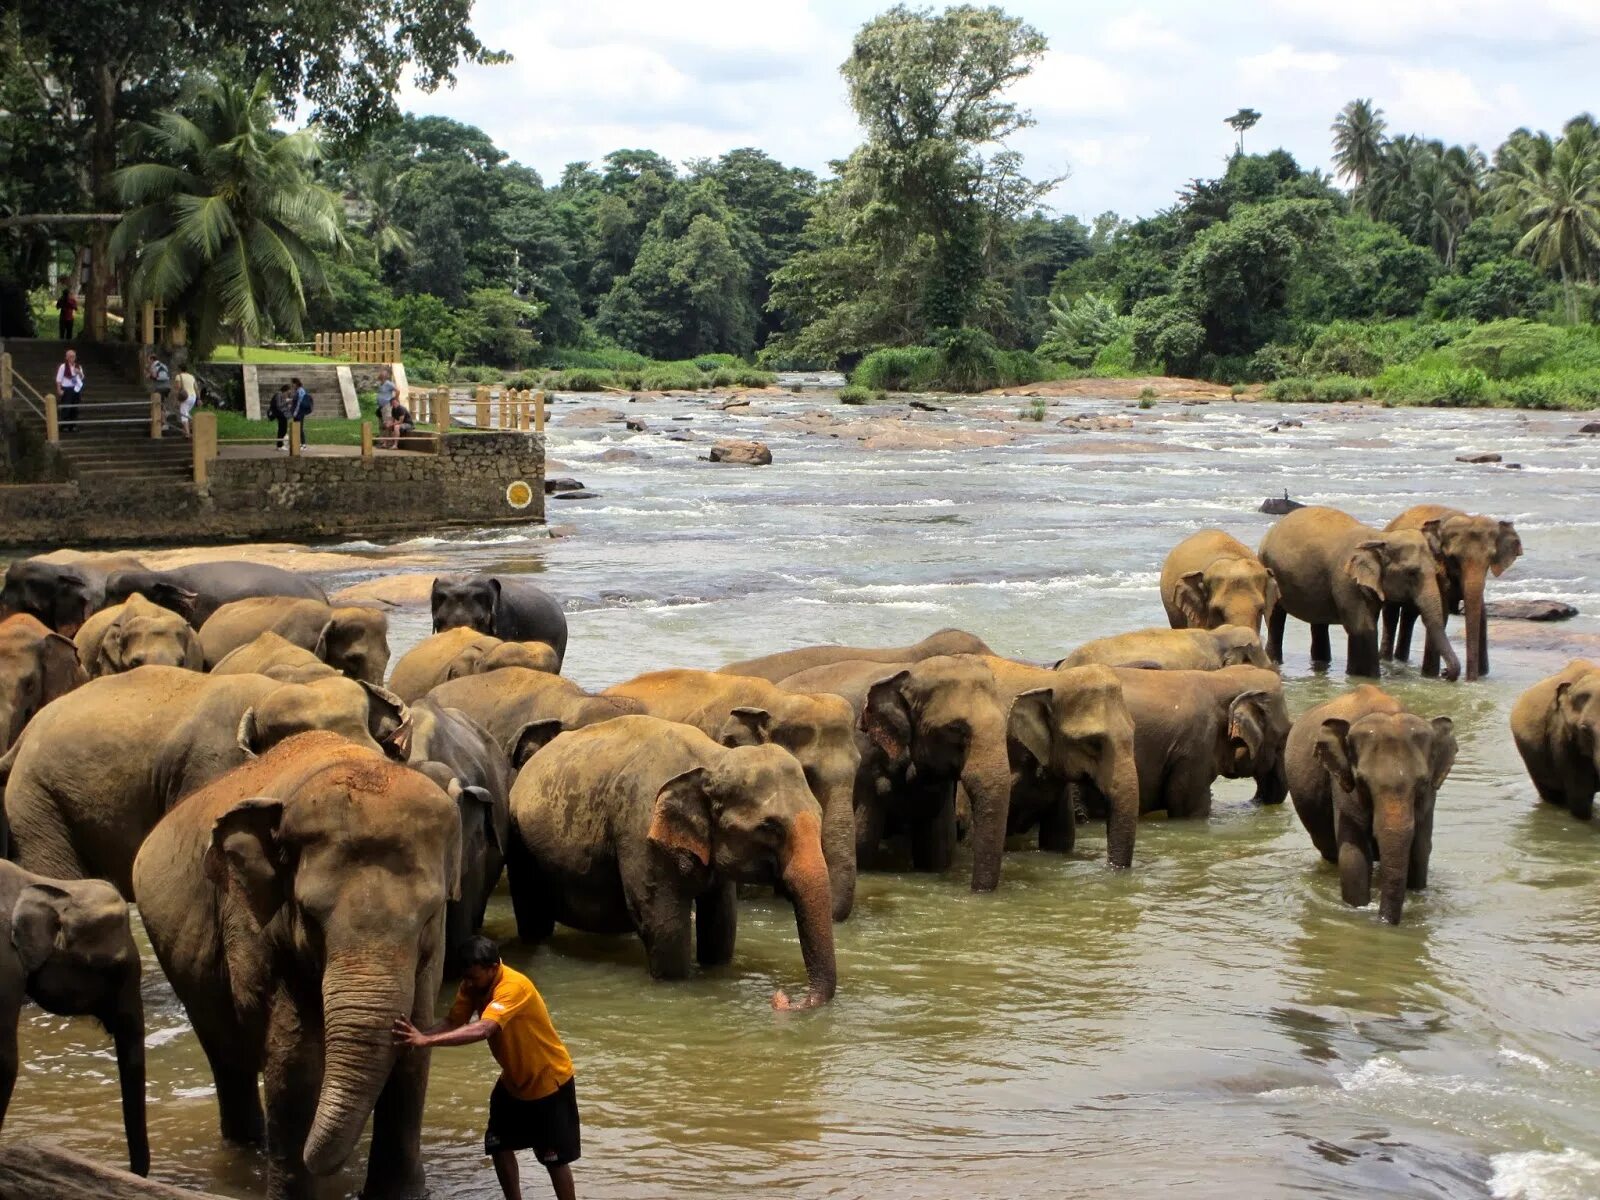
[{"x1": 484, "y1": 1077, "x2": 581, "y2": 1165}]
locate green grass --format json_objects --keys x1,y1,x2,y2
[
  {"x1": 213, "y1": 392, "x2": 436, "y2": 446},
  {"x1": 204, "y1": 346, "x2": 340, "y2": 364}
]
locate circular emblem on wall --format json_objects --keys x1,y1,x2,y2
[{"x1": 505, "y1": 480, "x2": 534, "y2": 509}]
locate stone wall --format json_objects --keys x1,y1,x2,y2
[{"x1": 0, "y1": 432, "x2": 545, "y2": 549}]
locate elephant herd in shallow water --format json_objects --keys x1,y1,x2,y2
[{"x1": 0, "y1": 497, "x2": 1594, "y2": 1198}]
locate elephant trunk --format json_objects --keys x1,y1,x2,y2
[
  {"x1": 1459, "y1": 561, "x2": 1488, "y2": 682},
  {"x1": 1102, "y1": 748, "x2": 1140, "y2": 869},
  {"x1": 108, "y1": 974, "x2": 148, "y2": 1177},
  {"x1": 1375, "y1": 811, "x2": 1414, "y2": 925},
  {"x1": 773, "y1": 812, "x2": 837, "y2": 1011},
  {"x1": 960, "y1": 733, "x2": 1014, "y2": 892},
  {"x1": 1254, "y1": 756, "x2": 1289, "y2": 806},
  {"x1": 1415, "y1": 580, "x2": 1461, "y2": 682},
  {"x1": 302, "y1": 953, "x2": 416, "y2": 1176}
]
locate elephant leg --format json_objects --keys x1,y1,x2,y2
[
  {"x1": 1037, "y1": 788, "x2": 1077, "y2": 853},
  {"x1": 909, "y1": 783, "x2": 957, "y2": 872},
  {"x1": 1394, "y1": 606, "x2": 1419, "y2": 662},
  {"x1": 1267, "y1": 604, "x2": 1287, "y2": 664},
  {"x1": 0, "y1": 993, "x2": 18, "y2": 1133},
  {"x1": 1477, "y1": 609, "x2": 1491, "y2": 677},
  {"x1": 820, "y1": 787, "x2": 858, "y2": 923},
  {"x1": 1408, "y1": 809, "x2": 1434, "y2": 890},
  {"x1": 262, "y1": 984, "x2": 321, "y2": 1200},
  {"x1": 506, "y1": 839, "x2": 556, "y2": 943},
  {"x1": 188, "y1": 995, "x2": 265, "y2": 1145},
  {"x1": 1344, "y1": 627, "x2": 1379, "y2": 678},
  {"x1": 7, "y1": 795, "x2": 93, "y2": 889},
  {"x1": 1310, "y1": 624, "x2": 1332, "y2": 668},
  {"x1": 694, "y1": 879, "x2": 737, "y2": 967},
  {"x1": 1165, "y1": 755, "x2": 1216, "y2": 819},
  {"x1": 363, "y1": 1030, "x2": 429, "y2": 1199},
  {"x1": 1380, "y1": 602, "x2": 1399, "y2": 661},
  {"x1": 854, "y1": 791, "x2": 888, "y2": 870},
  {"x1": 1336, "y1": 818, "x2": 1374, "y2": 909}
]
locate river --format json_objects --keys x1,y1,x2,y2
[{"x1": 9, "y1": 388, "x2": 1600, "y2": 1199}]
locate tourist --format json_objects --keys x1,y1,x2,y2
[
  {"x1": 146, "y1": 352, "x2": 171, "y2": 400},
  {"x1": 54, "y1": 348, "x2": 84, "y2": 434},
  {"x1": 393, "y1": 936, "x2": 580, "y2": 1200},
  {"x1": 290, "y1": 377, "x2": 312, "y2": 446},
  {"x1": 55, "y1": 285, "x2": 77, "y2": 340},
  {"x1": 375, "y1": 366, "x2": 397, "y2": 430},
  {"x1": 385, "y1": 399, "x2": 414, "y2": 448},
  {"x1": 268, "y1": 385, "x2": 292, "y2": 450},
  {"x1": 177, "y1": 386, "x2": 198, "y2": 438}
]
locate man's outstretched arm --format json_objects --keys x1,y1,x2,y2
[{"x1": 393, "y1": 1016, "x2": 497, "y2": 1049}]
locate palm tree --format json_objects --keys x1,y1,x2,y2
[
  {"x1": 1225, "y1": 108, "x2": 1262, "y2": 155},
  {"x1": 353, "y1": 159, "x2": 415, "y2": 267},
  {"x1": 1331, "y1": 99, "x2": 1388, "y2": 214},
  {"x1": 1492, "y1": 118, "x2": 1600, "y2": 321},
  {"x1": 110, "y1": 73, "x2": 347, "y2": 357}
]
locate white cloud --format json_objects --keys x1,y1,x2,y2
[
  {"x1": 1239, "y1": 44, "x2": 1343, "y2": 77},
  {"x1": 1102, "y1": 10, "x2": 1185, "y2": 53}
]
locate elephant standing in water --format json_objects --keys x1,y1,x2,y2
[
  {"x1": 1057, "y1": 625, "x2": 1271, "y2": 671},
  {"x1": 1383, "y1": 505, "x2": 1522, "y2": 682},
  {"x1": 1510, "y1": 660, "x2": 1600, "y2": 819},
  {"x1": 721, "y1": 628, "x2": 994, "y2": 683},
  {"x1": 430, "y1": 576, "x2": 568, "y2": 669},
  {"x1": 508, "y1": 716, "x2": 837, "y2": 1010},
  {"x1": 199, "y1": 597, "x2": 390, "y2": 684},
  {"x1": 1260, "y1": 506, "x2": 1461, "y2": 680},
  {"x1": 1160, "y1": 530, "x2": 1278, "y2": 637},
  {"x1": 74, "y1": 594, "x2": 204, "y2": 676},
  {"x1": 134, "y1": 733, "x2": 460, "y2": 1199},
  {"x1": 387, "y1": 627, "x2": 559, "y2": 704},
  {"x1": 105, "y1": 562, "x2": 327, "y2": 627},
  {"x1": 0, "y1": 859, "x2": 147, "y2": 1176},
  {"x1": 0, "y1": 614, "x2": 85, "y2": 759},
  {"x1": 424, "y1": 667, "x2": 642, "y2": 756},
  {"x1": 603, "y1": 669, "x2": 862, "y2": 920},
  {"x1": 1, "y1": 665, "x2": 408, "y2": 895},
  {"x1": 1285, "y1": 685, "x2": 1457, "y2": 924}
]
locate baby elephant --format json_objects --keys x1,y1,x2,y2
[
  {"x1": 74, "y1": 594, "x2": 204, "y2": 676},
  {"x1": 199, "y1": 597, "x2": 390, "y2": 684},
  {"x1": 1057, "y1": 625, "x2": 1271, "y2": 671},
  {"x1": 1286, "y1": 684, "x2": 1456, "y2": 924},
  {"x1": 1160, "y1": 529, "x2": 1277, "y2": 637},
  {"x1": 1510, "y1": 659, "x2": 1600, "y2": 819},
  {"x1": 509, "y1": 716, "x2": 836, "y2": 1010},
  {"x1": 387, "y1": 627, "x2": 559, "y2": 704}
]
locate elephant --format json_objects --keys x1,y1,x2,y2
[
  {"x1": 133, "y1": 732, "x2": 459, "y2": 1199},
  {"x1": 74, "y1": 594, "x2": 204, "y2": 676},
  {"x1": 1259, "y1": 506, "x2": 1461, "y2": 681},
  {"x1": 210, "y1": 632, "x2": 341, "y2": 683},
  {"x1": 199, "y1": 597, "x2": 390, "y2": 684},
  {"x1": 0, "y1": 558, "x2": 106, "y2": 635},
  {"x1": 430, "y1": 576, "x2": 568, "y2": 669},
  {"x1": 1098, "y1": 665, "x2": 1289, "y2": 817},
  {"x1": 424, "y1": 668, "x2": 642, "y2": 759},
  {"x1": 0, "y1": 614, "x2": 85, "y2": 760},
  {"x1": 104, "y1": 562, "x2": 328, "y2": 628},
  {"x1": 0, "y1": 665, "x2": 408, "y2": 896},
  {"x1": 1382, "y1": 505, "x2": 1523, "y2": 682},
  {"x1": 507, "y1": 715, "x2": 836, "y2": 1010},
  {"x1": 387, "y1": 627, "x2": 559, "y2": 704},
  {"x1": 1285, "y1": 684, "x2": 1456, "y2": 924},
  {"x1": 603, "y1": 669, "x2": 863, "y2": 921},
  {"x1": 403, "y1": 698, "x2": 513, "y2": 970},
  {"x1": 0, "y1": 859, "x2": 147, "y2": 1176},
  {"x1": 1160, "y1": 529, "x2": 1279, "y2": 637},
  {"x1": 1510, "y1": 659, "x2": 1600, "y2": 819},
  {"x1": 720, "y1": 627, "x2": 995, "y2": 684},
  {"x1": 1057, "y1": 625, "x2": 1271, "y2": 671}
]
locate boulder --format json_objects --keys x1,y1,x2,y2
[
  {"x1": 598, "y1": 448, "x2": 648, "y2": 462},
  {"x1": 709, "y1": 439, "x2": 772, "y2": 466},
  {"x1": 1457, "y1": 452, "x2": 1502, "y2": 463},
  {"x1": 545, "y1": 476, "x2": 585, "y2": 494},
  {"x1": 1058, "y1": 413, "x2": 1134, "y2": 432},
  {"x1": 625, "y1": 418, "x2": 647, "y2": 431},
  {"x1": 909, "y1": 400, "x2": 947, "y2": 412},
  {"x1": 552, "y1": 490, "x2": 599, "y2": 499},
  {"x1": 1580, "y1": 421, "x2": 1600, "y2": 433},
  {"x1": 1485, "y1": 599, "x2": 1578, "y2": 622},
  {"x1": 1260, "y1": 492, "x2": 1305, "y2": 515},
  {"x1": 560, "y1": 406, "x2": 627, "y2": 427}
]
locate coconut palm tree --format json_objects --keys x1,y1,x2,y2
[
  {"x1": 1331, "y1": 99, "x2": 1388, "y2": 214},
  {"x1": 1492, "y1": 118, "x2": 1600, "y2": 321},
  {"x1": 352, "y1": 159, "x2": 415, "y2": 267},
  {"x1": 1224, "y1": 108, "x2": 1262, "y2": 155},
  {"x1": 110, "y1": 73, "x2": 347, "y2": 357}
]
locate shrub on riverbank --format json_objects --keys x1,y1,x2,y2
[{"x1": 852, "y1": 330, "x2": 1058, "y2": 393}]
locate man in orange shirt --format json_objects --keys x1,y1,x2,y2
[{"x1": 394, "y1": 937, "x2": 580, "y2": 1200}]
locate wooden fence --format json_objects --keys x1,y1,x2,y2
[
  {"x1": 313, "y1": 329, "x2": 403, "y2": 361},
  {"x1": 415, "y1": 386, "x2": 546, "y2": 432}
]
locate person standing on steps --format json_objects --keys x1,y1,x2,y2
[
  {"x1": 290, "y1": 376, "x2": 312, "y2": 447},
  {"x1": 55, "y1": 285, "x2": 78, "y2": 339},
  {"x1": 55, "y1": 347, "x2": 84, "y2": 434},
  {"x1": 393, "y1": 936, "x2": 581, "y2": 1200}
]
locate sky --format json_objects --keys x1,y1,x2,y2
[{"x1": 396, "y1": 0, "x2": 1600, "y2": 221}]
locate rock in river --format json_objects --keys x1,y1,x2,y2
[
  {"x1": 1457, "y1": 452, "x2": 1502, "y2": 463},
  {"x1": 709, "y1": 439, "x2": 773, "y2": 466},
  {"x1": 545, "y1": 477, "x2": 585, "y2": 494},
  {"x1": 1485, "y1": 599, "x2": 1578, "y2": 622}
]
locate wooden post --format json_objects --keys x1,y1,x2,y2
[
  {"x1": 360, "y1": 420, "x2": 374, "y2": 459},
  {"x1": 0, "y1": 352, "x2": 11, "y2": 402},
  {"x1": 289, "y1": 419, "x2": 301, "y2": 457},
  {"x1": 534, "y1": 389, "x2": 546, "y2": 432},
  {"x1": 314, "y1": 333, "x2": 324, "y2": 356},
  {"x1": 475, "y1": 386, "x2": 490, "y2": 429},
  {"x1": 394, "y1": 327, "x2": 403, "y2": 359},
  {"x1": 150, "y1": 393, "x2": 163, "y2": 438},
  {"x1": 192, "y1": 411, "x2": 216, "y2": 485},
  {"x1": 435, "y1": 385, "x2": 451, "y2": 428},
  {"x1": 517, "y1": 392, "x2": 530, "y2": 431},
  {"x1": 140, "y1": 300, "x2": 155, "y2": 346},
  {"x1": 45, "y1": 394, "x2": 59, "y2": 443}
]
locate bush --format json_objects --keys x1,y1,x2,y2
[
  {"x1": 1263, "y1": 377, "x2": 1316, "y2": 402},
  {"x1": 546, "y1": 368, "x2": 622, "y2": 392},
  {"x1": 1376, "y1": 365, "x2": 1491, "y2": 407},
  {"x1": 1454, "y1": 319, "x2": 1564, "y2": 379},
  {"x1": 1247, "y1": 342, "x2": 1298, "y2": 381},
  {"x1": 854, "y1": 346, "x2": 940, "y2": 392},
  {"x1": 838, "y1": 385, "x2": 873, "y2": 405},
  {"x1": 639, "y1": 365, "x2": 706, "y2": 391},
  {"x1": 1036, "y1": 293, "x2": 1129, "y2": 366},
  {"x1": 1130, "y1": 295, "x2": 1205, "y2": 376},
  {"x1": 1299, "y1": 322, "x2": 1387, "y2": 377},
  {"x1": 541, "y1": 346, "x2": 651, "y2": 371},
  {"x1": 1309, "y1": 375, "x2": 1367, "y2": 402},
  {"x1": 1089, "y1": 333, "x2": 1138, "y2": 376},
  {"x1": 504, "y1": 371, "x2": 545, "y2": 390},
  {"x1": 1018, "y1": 398, "x2": 1048, "y2": 421},
  {"x1": 1497, "y1": 377, "x2": 1566, "y2": 409},
  {"x1": 730, "y1": 367, "x2": 777, "y2": 387}
]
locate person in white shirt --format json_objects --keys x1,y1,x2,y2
[{"x1": 55, "y1": 349, "x2": 84, "y2": 433}]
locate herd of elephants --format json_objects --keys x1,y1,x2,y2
[{"x1": 0, "y1": 499, "x2": 1596, "y2": 1198}]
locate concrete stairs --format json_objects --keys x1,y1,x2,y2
[
  {"x1": 3, "y1": 339, "x2": 195, "y2": 484},
  {"x1": 248, "y1": 363, "x2": 360, "y2": 420}
]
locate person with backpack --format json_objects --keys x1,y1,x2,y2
[{"x1": 291, "y1": 377, "x2": 313, "y2": 446}]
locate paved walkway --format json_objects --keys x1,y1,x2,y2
[{"x1": 217, "y1": 443, "x2": 430, "y2": 459}]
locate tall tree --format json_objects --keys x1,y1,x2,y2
[
  {"x1": 1492, "y1": 119, "x2": 1600, "y2": 322},
  {"x1": 110, "y1": 74, "x2": 346, "y2": 357},
  {"x1": 1225, "y1": 108, "x2": 1263, "y2": 155},
  {"x1": 1331, "y1": 99, "x2": 1387, "y2": 213}
]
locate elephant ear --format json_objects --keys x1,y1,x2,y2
[
  {"x1": 311, "y1": 619, "x2": 337, "y2": 665},
  {"x1": 1008, "y1": 686, "x2": 1056, "y2": 771},
  {"x1": 508, "y1": 719, "x2": 564, "y2": 768},
  {"x1": 718, "y1": 706, "x2": 772, "y2": 747},
  {"x1": 444, "y1": 643, "x2": 489, "y2": 682},
  {"x1": 1427, "y1": 716, "x2": 1457, "y2": 790},
  {"x1": 1227, "y1": 691, "x2": 1272, "y2": 759},
  {"x1": 236, "y1": 708, "x2": 261, "y2": 757},
  {"x1": 39, "y1": 631, "x2": 86, "y2": 700},
  {"x1": 647, "y1": 766, "x2": 713, "y2": 871},
  {"x1": 203, "y1": 798, "x2": 287, "y2": 930},
  {"x1": 1262, "y1": 568, "x2": 1280, "y2": 624},
  {"x1": 1493, "y1": 521, "x2": 1523, "y2": 577},
  {"x1": 1345, "y1": 542, "x2": 1387, "y2": 605},
  {"x1": 1174, "y1": 570, "x2": 1209, "y2": 627},
  {"x1": 1420, "y1": 517, "x2": 1447, "y2": 562},
  {"x1": 180, "y1": 625, "x2": 205, "y2": 671},
  {"x1": 11, "y1": 883, "x2": 70, "y2": 975},
  {"x1": 1313, "y1": 718, "x2": 1357, "y2": 793},
  {"x1": 360, "y1": 680, "x2": 410, "y2": 758},
  {"x1": 145, "y1": 582, "x2": 200, "y2": 626},
  {"x1": 96, "y1": 608, "x2": 129, "y2": 674},
  {"x1": 459, "y1": 785, "x2": 499, "y2": 854},
  {"x1": 861, "y1": 671, "x2": 913, "y2": 763}
]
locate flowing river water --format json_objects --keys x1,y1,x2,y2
[{"x1": 8, "y1": 388, "x2": 1600, "y2": 1199}]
